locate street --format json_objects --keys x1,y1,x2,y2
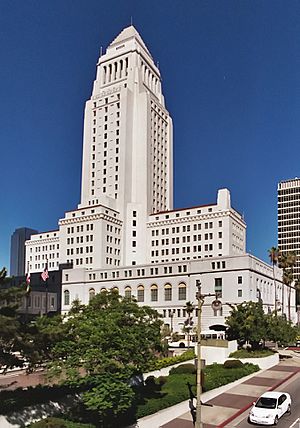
[{"x1": 232, "y1": 371, "x2": 300, "y2": 427}]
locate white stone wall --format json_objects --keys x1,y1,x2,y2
[
  {"x1": 61, "y1": 253, "x2": 296, "y2": 327},
  {"x1": 25, "y1": 231, "x2": 60, "y2": 273}
]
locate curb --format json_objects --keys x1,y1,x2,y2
[{"x1": 217, "y1": 369, "x2": 300, "y2": 428}]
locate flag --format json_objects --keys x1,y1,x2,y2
[
  {"x1": 41, "y1": 264, "x2": 49, "y2": 282},
  {"x1": 25, "y1": 263, "x2": 31, "y2": 293},
  {"x1": 26, "y1": 272, "x2": 31, "y2": 293}
]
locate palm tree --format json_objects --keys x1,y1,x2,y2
[
  {"x1": 184, "y1": 301, "x2": 194, "y2": 348},
  {"x1": 268, "y1": 247, "x2": 280, "y2": 313},
  {"x1": 279, "y1": 251, "x2": 297, "y2": 321}
]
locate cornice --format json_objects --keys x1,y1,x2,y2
[{"x1": 59, "y1": 213, "x2": 122, "y2": 226}]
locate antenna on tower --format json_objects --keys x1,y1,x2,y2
[
  {"x1": 157, "y1": 61, "x2": 160, "y2": 69},
  {"x1": 100, "y1": 46, "x2": 103, "y2": 56},
  {"x1": 130, "y1": 16, "x2": 133, "y2": 25}
]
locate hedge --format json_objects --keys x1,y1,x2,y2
[
  {"x1": 136, "y1": 362, "x2": 259, "y2": 418},
  {"x1": 223, "y1": 359, "x2": 244, "y2": 369},
  {"x1": 146, "y1": 350, "x2": 195, "y2": 371},
  {"x1": 169, "y1": 363, "x2": 196, "y2": 375},
  {"x1": 229, "y1": 349, "x2": 275, "y2": 358},
  {"x1": 29, "y1": 418, "x2": 95, "y2": 428}
]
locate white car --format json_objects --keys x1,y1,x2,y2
[{"x1": 248, "y1": 391, "x2": 291, "y2": 425}]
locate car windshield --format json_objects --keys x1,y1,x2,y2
[{"x1": 255, "y1": 397, "x2": 277, "y2": 409}]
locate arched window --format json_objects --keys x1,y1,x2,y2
[
  {"x1": 151, "y1": 284, "x2": 158, "y2": 302},
  {"x1": 112, "y1": 286, "x2": 119, "y2": 294},
  {"x1": 89, "y1": 288, "x2": 95, "y2": 301},
  {"x1": 164, "y1": 283, "x2": 172, "y2": 301},
  {"x1": 100, "y1": 287, "x2": 107, "y2": 293},
  {"x1": 137, "y1": 285, "x2": 144, "y2": 302},
  {"x1": 64, "y1": 290, "x2": 70, "y2": 306},
  {"x1": 178, "y1": 283, "x2": 186, "y2": 301},
  {"x1": 124, "y1": 286, "x2": 132, "y2": 299}
]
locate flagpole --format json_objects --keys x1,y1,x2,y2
[
  {"x1": 41, "y1": 260, "x2": 49, "y2": 316},
  {"x1": 45, "y1": 260, "x2": 48, "y2": 316},
  {"x1": 25, "y1": 261, "x2": 30, "y2": 323}
]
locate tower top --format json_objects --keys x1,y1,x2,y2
[{"x1": 109, "y1": 25, "x2": 151, "y2": 57}]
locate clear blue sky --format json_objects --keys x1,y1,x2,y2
[{"x1": 1, "y1": 0, "x2": 300, "y2": 270}]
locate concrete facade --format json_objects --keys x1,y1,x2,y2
[{"x1": 278, "y1": 178, "x2": 300, "y2": 281}]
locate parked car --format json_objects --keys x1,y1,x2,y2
[{"x1": 248, "y1": 391, "x2": 291, "y2": 425}]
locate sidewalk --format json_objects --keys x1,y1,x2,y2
[{"x1": 160, "y1": 357, "x2": 300, "y2": 428}]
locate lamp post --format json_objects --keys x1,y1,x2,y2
[
  {"x1": 170, "y1": 309, "x2": 175, "y2": 333},
  {"x1": 195, "y1": 279, "x2": 222, "y2": 428}
]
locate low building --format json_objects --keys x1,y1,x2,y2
[{"x1": 61, "y1": 253, "x2": 295, "y2": 330}]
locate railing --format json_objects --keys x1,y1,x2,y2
[{"x1": 290, "y1": 417, "x2": 300, "y2": 428}]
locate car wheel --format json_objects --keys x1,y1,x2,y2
[
  {"x1": 274, "y1": 415, "x2": 278, "y2": 425},
  {"x1": 247, "y1": 416, "x2": 252, "y2": 424},
  {"x1": 286, "y1": 404, "x2": 291, "y2": 414}
]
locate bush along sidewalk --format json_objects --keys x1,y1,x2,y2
[
  {"x1": 146, "y1": 349, "x2": 195, "y2": 371},
  {"x1": 229, "y1": 348, "x2": 275, "y2": 358},
  {"x1": 136, "y1": 360, "x2": 259, "y2": 419}
]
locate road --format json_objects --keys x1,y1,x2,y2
[{"x1": 232, "y1": 372, "x2": 300, "y2": 427}]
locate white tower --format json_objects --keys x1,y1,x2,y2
[{"x1": 78, "y1": 26, "x2": 173, "y2": 265}]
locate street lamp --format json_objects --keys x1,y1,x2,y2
[
  {"x1": 170, "y1": 309, "x2": 176, "y2": 333},
  {"x1": 195, "y1": 279, "x2": 222, "y2": 428}
]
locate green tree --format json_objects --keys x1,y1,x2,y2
[
  {"x1": 0, "y1": 268, "x2": 29, "y2": 371},
  {"x1": 225, "y1": 301, "x2": 266, "y2": 350},
  {"x1": 183, "y1": 301, "x2": 194, "y2": 348},
  {"x1": 268, "y1": 247, "x2": 280, "y2": 312},
  {"x1": 37, "y1": 291, "x2": 163, "y2": 424},
  {"x1": 279, "y1": 251, "x2": 297, "y2": 321},
  {"x1": 266, "y1": 312, "x2": 297, "y2": 346}
]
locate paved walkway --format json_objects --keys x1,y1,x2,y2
[{"x1": 160, "y1": 357, "x2": 300, "y2": 428}]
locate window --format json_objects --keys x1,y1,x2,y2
[
  {"x1": 124, "y1": 286, "x2": 132, "y2": 299},
  {"x1": 64, "y1": 290, "x2": 70, "y2": 306},
  {"x1": 214, "y1": 278, "x2": 222, "y2": 297},
  {"x1": 238, "y1": 289, "x2": 243, "y2": 297},
  {"x1": 151, "y1": 284, "x2": 158, "y2": 302},
  {"x1": 238, "y1": 276, "x2": 243, "y2": 284},
  {"x1": 89, "y1": 288, "x2": 95, "y2": 301},
  {"x1": 164, "y1": 283, "x2": 172, "y2": 301},
  {"x1": 178, "y1": 283, "x2": 186, "y2": 300},
  {"x1": 137, "y1": 285, "x2": 144, "y2": 302}
]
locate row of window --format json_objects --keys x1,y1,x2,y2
[
  {"x1": 102, "y1": 59, "x2": 128, "y2": 85},
  {"x1": 31, "y1": 262, "x2": 59, "y2": 270},
  {"x1": 151, "y1": 244, "x2": 217, "y2": 257},
  {"x1": 150, "y1": 222, "x2": 222, "y2": 236},
  {"x1": 152, "y1": 233, "x2": 223, "y2": 246},
  {"x1": 63, "y1": 281, "x2": 245, "y2": 307},
  {"x1": 30, "y1": 244, "x2": 59, "y2": 253},
  {"x1": 31, "y1": 253, "x2": 58, "y2": 261},
  {"x1": 67, "y1": 246, "x2": 93, "y2": 255},
  {"x1": 67, "y1": 235, "x2": 94, "y2": 245},
  {"x1": 67, "y1": 224, "x2": 94, "y2": 234}
]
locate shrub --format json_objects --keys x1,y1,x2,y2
[
  {"x1": 157, "y1": 376, "x2": 167, "y2": 386},
  {"x1": 169, "y1": 363, "x2": 196, "y2": 375},
  {"x1": 229, "y1": 348, "x2": 275, "y2": 358},
  {"x1": 146, "y1": 349, "x2": 195, "y2": 371},
  {"x1": 29, "y1": 418, "x2": 95, "y2": 428},
  {"x1": 136, "y1": 362, "x2": 260, "y2": 418},
  {"x1": 223, "y1": 359, "x2": 244, "y2": 369},
  {"x1": 144, "y1": 376, "x2": 156, "y2": 387}
]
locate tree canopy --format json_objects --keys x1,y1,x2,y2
[
  {"x1": 225, "y1": 301, "x2": 297, "y2": 349},
  {"x1": 0, "y1": 268, "x2": 29, "y2": 371},
  {"x1": 34, "y1": 290, "x2": 163, "y2": 425}
]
